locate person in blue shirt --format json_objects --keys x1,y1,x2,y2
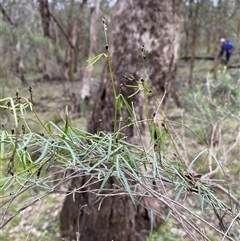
[{"x1": 219, "y1": 38, "x2": 234, "y2": 64}]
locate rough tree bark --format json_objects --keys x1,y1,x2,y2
[
  {"x1": 88, "y1": 1, "x2": 182, "y2": 134},
  {"x1": 60, "y1": 1, "x2": 183, "y2": 241}
]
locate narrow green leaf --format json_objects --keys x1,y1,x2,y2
[
  {"x1": 119, "y1": 169, "x2": 135, "y2": 205},
  {"x1": 128, "y1": 74, "x2": 136, "y2": 81},
  {"x1": 61, "y1": 139, "x2": 77, "y2": 166},
  {"x1": 166, "y1": 185, "x2": 185, "y2": 220},
  {"x1": 98, "y1": 165, "x2": 115, "y2": 193},
  {"x1": 9, "y1": 98, "x2": 18, "y2": 127},
  {"x1": 160, "y1": 131, "x2": 166, "y2": 153},
  {"x1": 128, "y1": 89, "x2": 140, "y2": 98},
  {"x1": 86, "y1": 53, "x2": 107, "y2": 69},
  {"x1": 116, "y1": 155, "x2": 121, "y2": 178},
  {"x1": 34, "y1": 142, "x2": 49, "y2": 163},
  {"x1": 125, "y1": 84, "x2": 139, "y2": 88},
  {"x1": 107, "y1": 134, "x2": 113, "y2": 160},
  {"x1": 120, "y1": 95, "x2": 133, "y2": 116},
  {"x1": 21, "y1": 150, "x2": 27, "y2": 169},
  {"x1": 46, "y1": 145, "x2": 57, "y2": 171},
  {"x1": 63, "y1": 107, "x2": 70, "y2": 137},
  {"x1": 46, "y1": 122, "x2": 52, "y2": 134},
  {"x1": 72, "y1": 188, "x2": 76, "y2": 202},
  {"x1": 17, "y1": 132, "x2": 33, "y2": 151},
  {"x1": 123, "y1": 147, "x2": 138, "y2": 171},
  {"x1": 20, "y1": 103, "x2": 24, "y2": 116},
  {"x1": 48, "y1": 121, "x2": 68, "y2": 140},
  {"x1": 1, "y1": 177, "x2": 15, "y2": 191},
  {"x1": 152, "y1": 152, "x2": 157, "y2": 178},
  {"x1": 0, "y1": 131, "x2": 6, "y2": 159},
  {"x1": 188, "y1": 149, "x2": 208, "y2": 170},
  {"x1": 116, "y1": 96, "x2": 122, "y2": 115},
  {"x1": 88, "y1": 153, "x2": 109, "y2": 172}
]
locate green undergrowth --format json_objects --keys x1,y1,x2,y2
[
  {"x1": 0, "y1": 27, "x2": 240, "y2": 240},
  {"x1": 0, "y1": 193, "x2": 63, "y2": 241},
  {"x1": 0, "y1": 65, "x2": 240, "y2": 240}
]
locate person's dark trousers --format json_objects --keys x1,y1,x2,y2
[
  {"x1": 226, "y1": 51, "x2": 231, "y2": 64},
  {"x1": 219, "y1": 44, "x2": 225, "y2": 58}
]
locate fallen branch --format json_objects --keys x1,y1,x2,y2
[
  {"x1": 227, "y1": 64, "x2": 240, "y2": 69},
  {"x1": 181, "y1": 56, "x2": 214, "y2": 61},
  {"x1": 180, "y1": 56, "x2": 240, "y2": 69}
]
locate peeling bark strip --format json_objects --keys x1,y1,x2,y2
[{"x1": 60, "y1": 1, "x2": 183, "y2": 241}]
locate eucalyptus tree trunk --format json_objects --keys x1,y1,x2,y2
[
  {"x1": 60, "y1": 1, "x2": 183, "y2": 240},
  {"x1": 73, "y1": 0, "x2": 88, "y2": 73},
  {"x1": 64, "y1": 21, "x2": 77, "y2": 82},
  {"x1": 213, "y1": 0, "x2": 223, "y2": 80},
  {"x1": 89, "y1": 1, "x2": 182, "y2": 134},
  {"x1": 80, "y1": 0, "x2": 101, "y2": 100},
  {"x1": 64, "y1": 0, "x2": 78, "y2": 82},
  {"x1": 183, "y1": 0, "x2": 193, "y2": 58},
  {"x1": 189, "y1": 0, "x2": 200, "y2": 85},
  {"x1": 205, "y1": 5, "x2": 213, "y2": 54},
  {"x1": 38, "y1": 0, "x2": 52, "y2": 39}
]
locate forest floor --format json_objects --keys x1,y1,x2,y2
[{"x1": 1, "y1": 55, "x2": 240, "y2": 241}]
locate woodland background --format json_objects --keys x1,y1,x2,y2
[{"x1": 0, "y1": 0, "x2": 240, "y2": 241}]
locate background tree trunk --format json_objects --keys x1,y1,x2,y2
[
  {"x1": 60, "y1": 1, "x2": 183, "y2": 240},
  {"x1": 64, "y1": 21, "x2": 77, "y2": 82},
  {"x1": 64, "y1": 0, "x2": 78, "y2": 82},
  {"x1": 73, "y1": 0, "x2": 88, "y2": 73},
  {"x1": 205, "y1": 3, "x2": 213, "y2": 54},
  {"x1": 183, "y1": 0, "x2": 193, "y2": 58},
  {"x1": 80, "y1": 0, "x2": 101, "y2": 100},
  {"x1": 213, "y1": 0, "x2": 223, "y2": 80},
  {"x1": 38, "y1": 0, "x2": 52, "y2": 39},
  {"x1": 189, "y1": 0, "x2": 200, "y2": 85}
]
